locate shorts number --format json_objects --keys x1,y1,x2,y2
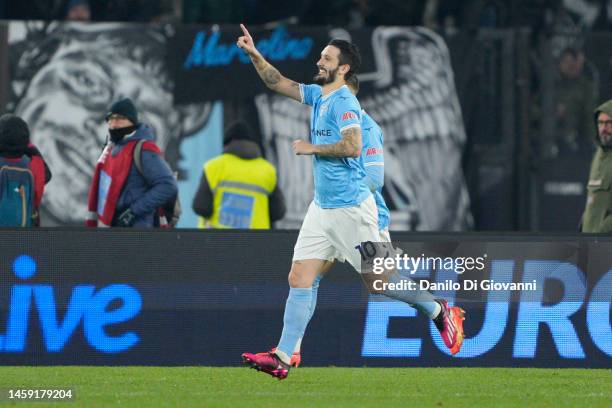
[{"x1": 355, "y1": 241, "x2": 377, "y2": 261}]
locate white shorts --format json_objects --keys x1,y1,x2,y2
[
  {"x1": 292, "y1": 195, "x2": 386, "y2": 273},
  {"x1": 379, "y1": 228, "x2": 391, "y2": 242}
]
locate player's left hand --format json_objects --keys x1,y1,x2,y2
[{"x1": 293, "y1": 139, "x2": 315, "y2": 155}]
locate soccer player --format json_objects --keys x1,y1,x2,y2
[
  {"x1": 346, "y1": 75, "x2": 390, "y2": 240},
  {"x1": 266, "y1": 75, "x2": 409, "y2": 367},
  {"x1": 251, "y1": 75, "x2": 388, "y2": 368},
  {"x1": 237, "y1": 24, "x2": 465, "y2": 379}
]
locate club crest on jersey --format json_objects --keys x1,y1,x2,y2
[
  {"x1": 319, "y1": 104, "x2": 328, "y2": 117},
  {"x1": 342, "y1": 111, "x2": 357, "y2": 121}
]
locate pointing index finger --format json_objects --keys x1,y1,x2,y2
[{"x1": 240, "y1": 24, "x2": 251, "y2": 38}]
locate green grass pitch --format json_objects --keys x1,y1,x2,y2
[{"x1": 0, "y1": 367, "x2": 609, "y2": 407}]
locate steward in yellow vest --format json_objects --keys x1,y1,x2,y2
[{"x1": 192, "y1": 121, "x2": 285, "y2": 228}]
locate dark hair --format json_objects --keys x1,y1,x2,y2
[
  {"x1": 328, "y1": 39, "x2": 361, "y2": 80},
  {"x1": 223, "y1": 120, "x2": 254, "y2": 146},
  {"x1": 559, "y1": 46, "x2": 581, "y2": 60},
  {"x1": 346, "y1": 75, "x2": 359, "y2": 94},
  {"x1": 0, "y1": 114, "x2": 30, "y2": 154}
]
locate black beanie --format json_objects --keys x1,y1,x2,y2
[
  {"x1": 223, "y1": 121, "x2": 254, "y2": 146},
  {"x1": 0, "y1": 114, "x2": 30, "y2": 153},
  {"x1": 105, "y1": 98, "x2": 138, "y2": 125}
]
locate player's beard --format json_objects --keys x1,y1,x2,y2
[{"x1": 314, "y1": 66, "x2": 338, "y2": 85}]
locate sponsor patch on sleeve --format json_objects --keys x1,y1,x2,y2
[
  {"x1": 366, "y1": 147, "x2": 383, "y2": 156},
  {"x1": 342, "y1": 111, "x2": 357, "y2": 121}
]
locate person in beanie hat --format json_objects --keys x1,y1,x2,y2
[
  {"x1": 106, "y1": 98, "x2": 139, "y2": 127},
  {"x1": 192, "y1": 120, "x2": 285, "y2": 228},
  {"x1": 86, "y1": 99, "x2": 177, "y2": 228},
  {"x1": 0, "y1": 113, "x2": 51, "y2": 225}
]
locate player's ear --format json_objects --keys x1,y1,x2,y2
[{"x1": 339, "y1": 64, "x2": 350, "y2": 76}]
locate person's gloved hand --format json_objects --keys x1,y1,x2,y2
[{"x1": 117, "y1": 208, "x2": 135, "y2": 227}]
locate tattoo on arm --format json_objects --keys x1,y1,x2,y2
[
  {"x1": 250, "y1": 55, "x2": 278, "y2": 87},
  {"x1": 314, "y1": 127, "x2": 362, "y2": 158},
  {"x1": 250, "y1": 54, "x2": 301, "y2": 100},
  {"x1": 342, "y1": 127, "x2": 362, "y2": 155},
  {"x1": 262, "y1": 66, "x2": 281, "y2": 87}
]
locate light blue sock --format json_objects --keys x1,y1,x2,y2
[
  {"x1": 308, "y1": 275, "x2": 322, "y2": 321},
  {"x1": 277, "y1": 287, "x2": 312, "y2": 357},
  {"x1": 383, "y1": 272, "x2": 440, "y2": 318},
  {"x1": 292, "y1": 275, "x2": 321, "y2": 353}
]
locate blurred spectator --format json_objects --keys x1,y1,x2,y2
[
  {"x1": 192, "y1": 121, "x2": 285, "y2": 229},
  {"x1": 66, "y1": 0, "x2": 91, "y2": 21},
  {"x1": 347, "y1": 0, "x2": 370, "y2": 29},
  {"x1": 581, "y1": 99, "x2": 612, "y2": 232},
  {"x1": 551, "y1": 47, "x2": 599, "y2": 155}
]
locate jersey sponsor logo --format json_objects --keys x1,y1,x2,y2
[
  {"x1": 366, "y1": 147, "x2": 383, "y2": 156},
  {"x1": 312, "y1": 129, "x2": 332, "y2": 137},
  {"x1": 342, "y1": 111, "x2": 357, "y2": 121}
]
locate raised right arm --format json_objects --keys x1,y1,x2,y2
[{"x1": 236, "y1": 24, "x2": 301, "y2": 102}]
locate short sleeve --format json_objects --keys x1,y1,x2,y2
[
  {"x1": 334, "y1": 95, "x2": 361, "y2": 133},
  {"x1": 362, "y1": 116, "x2": 384, "y2": 165},
  {"x1": 300, "y1": 83, "x2": 321, "y2": 106}
]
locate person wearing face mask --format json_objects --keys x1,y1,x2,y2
[
  {"x1": 86, "y1": 98, "x2": 177, "y2": 228},
  {"x1": 581, "y1": 99, "x2": 612, "y2": 233}
]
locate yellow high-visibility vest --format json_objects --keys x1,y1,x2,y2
[{"x1": 198, "y1": 153, "x2": 277, "y2": 229}]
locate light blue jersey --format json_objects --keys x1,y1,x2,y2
[
  {"x1": 300, "y1": 84, "x2": 371, "y2": 208},
  {"x1": 361, "y1": 110, "x2": 390, "y2": 230}
]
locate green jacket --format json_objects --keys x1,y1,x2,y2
[{"x1": 582, "y1": 100, "x2": 612, "y2": 232}]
